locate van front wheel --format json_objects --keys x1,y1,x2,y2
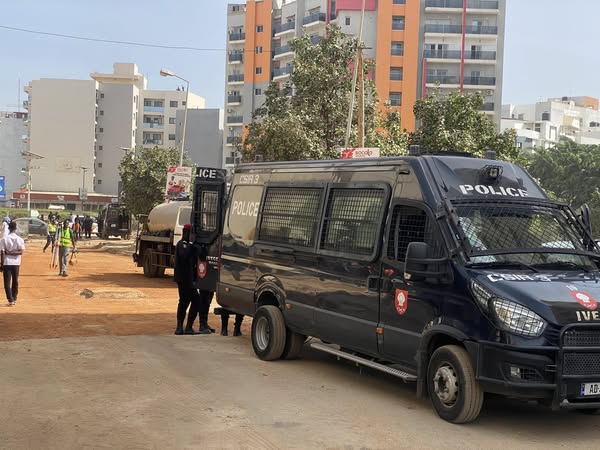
[
  {"x1": 427, "y1": 345, "x2": 483, "y2": 424},
  {"x1": 251, "y1": 305, "x2": 286, "y2": 361}
]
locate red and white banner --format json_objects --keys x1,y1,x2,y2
[{"x1": 340, "y1": 147, "x2": 380, "y2": 159}]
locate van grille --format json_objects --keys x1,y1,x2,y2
[
  {"x1": 563, "y1": 353, "x2": 600, "y2": 376},
  {"x1": 563, "y1": 329, "x2": 600, "y2": 347}
]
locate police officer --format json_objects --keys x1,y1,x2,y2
[
  {"x1": 220, "y1": 310, "x2": 244, "y2": 336},
  {"x1": 174, "y1": 224, "x2": 202, "y2": 335}
]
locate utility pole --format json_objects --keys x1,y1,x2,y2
[{"x1": 357, "y1": 49, "x2": 365, "y2": 147}]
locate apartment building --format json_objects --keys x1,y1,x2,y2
[
  {"x1": 0, "y1": 111, "x2": 28, "y2": 203},
  {"x1": 501, "y1": 96, "x2": 600, "y2": 152},
  {"x1": 223, "y1": 0, "x2": 506, "y2": 171},
  {"x1": 23, "y1": 63, "x2": 209, "y2": 198}
]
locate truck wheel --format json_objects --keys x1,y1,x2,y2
[
  {"x1": 143, "y1": 249, "x2": 156, "y2": 278},
  {"x1": 251, "y1": 305, "x2": 286, "y2": 361},
  {"x1": 427, "y1": 345, "x2": 483, "y2": 424},
  {"x1": 281, "y1": 329, "x2": 306, "y2": 360}
]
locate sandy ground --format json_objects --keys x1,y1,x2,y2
[{"x1": 1, "y1": 239, "x2": 599, "y2": 449}]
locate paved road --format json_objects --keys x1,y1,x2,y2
[{"x1": 0, "y1": 335, "x2": 598, "y2": 449}]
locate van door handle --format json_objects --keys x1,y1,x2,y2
[{"x1": 367, "y1": 276, "x2": 379, "y2": 292}]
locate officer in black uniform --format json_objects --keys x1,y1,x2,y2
[
  {"x1": 220, "y1": 310, "x2": 244, "y2": 336},
  {"x1": 195, "y1": 242, "x2": 216, "y2": 334},
  {"x1": 173, "y1": 224, "x2": 201, "y2": 335}
]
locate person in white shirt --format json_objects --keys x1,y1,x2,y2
[{"x1": 0, "y1": 221, "x2": 25, "y2": 306}]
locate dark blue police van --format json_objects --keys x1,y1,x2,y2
[{"x1": 191, "y1": 152, "x2": 600, "y2": 423}]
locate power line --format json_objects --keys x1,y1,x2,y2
[{"x1": 0, "y1": 24, "x2": 227, "y2": 52}]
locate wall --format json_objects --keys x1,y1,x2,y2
[
  {"x1": 0, "y1": 112, "x2": 27, "y2": 201},
  {"x1": 28, "y1": 79, "x2": 97, "y2": 193},
  {"x1": 176, "y1": 108, "x2": 223, "y2": 168}
]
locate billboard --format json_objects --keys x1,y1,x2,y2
[
  {"x1": 340, "y1": 147, "x2": 380, "y2": 159},
  {"x1": 165, "y1": 166, "x2": 193, "y2": 199},
  {"x1": 0, "y1": 176, "x2": 5, "y2": 200}
]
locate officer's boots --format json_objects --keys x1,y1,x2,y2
[
  {"x1": 233, "y1": 314, "x2": 244, "y2": 337},
  {"x1": 174, "y1": 320, "x2": 184, "y2": 335},
  {"x1": 220, "y1": 312, "x2": 230, "y2": 336},
  {"x1": 198, "y1": 312, "x2": 214, "y2": 334}
]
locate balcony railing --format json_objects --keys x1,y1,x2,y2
[
  {"x1": 273, "y1": 66, "x2": 293, "y2": 78},
  {"x1": 227, "y1": 116, "x2": 244, "y2": 124},
  {"x1": 229, "y1": 32, "x2": 246, "y2": 41},
  {"x1": 464, "y1": 76, "x2": 496, "y2": 85},
  {"x1": 226, "y1": 136, "x2": 241, "y2": 144},
  {"x1": 426, "y1": 75, "x2": 460, "y2": 84},
  {"x1": 227, "y1": 95, "x2": 242, "y2": 104},
  {"x1": 143, "y1": 140, "x2": 163, "y2": 145},
  {"x1": 273, "y1": 44, "x2": 292, "y2": 56},
  {"x1": 228, "y1": 52, "x2": 243, "y2": 63},
  {"x1": 423, "y1": 49, "x2": 497, "y2": 60},
  {"x1": 425, "y1": 0, "x2": 499, "y2": 8},
  {"x1": 143, "y1": 122, "x2": 164, "y2": 129},
  {"x1": 273, "y1": 21, "x2": 295, "y2": 35},
  {"x1": 143, "y1": 105, "x2": 164, "y2": 112},
  {"x1": 228, "y1": 74, "x2": 244, "y2": 83},
  {"x1": 481, "y1": 102, "x2": 495, "y2": 111},
  {"x1": 424, "y1": 24, "x2": 462, "y2": 34},
  {"x1": 303, "y1": 12, "x2": 326, "y2": 26},
  {"x1": 466, "y1": 25, "x2": 498, "y2": 34},
  {"x1": 23, "y1": 100, "x2": 29, "y2": 109}
]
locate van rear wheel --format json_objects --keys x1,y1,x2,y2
[
  {"x1": 251, "y1": 305, "x2": 286, "y2": 361},
  {"x1": 427, "y1": 345, "x2": 483, "y2": 424}
]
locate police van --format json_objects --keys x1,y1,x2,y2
[{"x1": 191, "y1": 152, "x2": 600, "y2": 423}]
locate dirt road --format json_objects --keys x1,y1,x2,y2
[
  {"x1": 1, "y1": 240, "x2": 599, "y2": 449},
  {"x1": 0, "y1": 237, "x2": 233, "y2": 341}
]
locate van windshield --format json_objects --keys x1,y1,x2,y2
[{"x1": 456, "y1": 203, "x2": 597, "y2": 270}]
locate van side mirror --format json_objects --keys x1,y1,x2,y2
[{"x1": 404, "y1": 242, "x2": 452, "y2": 283}]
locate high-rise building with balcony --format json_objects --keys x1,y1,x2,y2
[{"x1": 223, "y1": 0, "x2": 506, "y2": 171}]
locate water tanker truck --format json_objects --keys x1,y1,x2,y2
[{"x1": 133, "y1": 201, "x2": 192, "y2": 277}]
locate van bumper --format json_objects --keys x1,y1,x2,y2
[{"x1": 465, "y1": 328, "x2": 600, "y2": 410}]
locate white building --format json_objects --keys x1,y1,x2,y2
[
  {"x1": 0, "y1": 111, "x2": 28, "y2": 203},
  {"x1": 501, "y1": 96, "x2": 600, "y2": 151},
  {"x1": 23, "y1": 63, "x2": 209, "y2": 198}
]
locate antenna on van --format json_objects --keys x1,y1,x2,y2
[
  {"x1": 485, "y1": 149, "x2": 497, "y2": 160},
  {"x1": 409, "y1": 145, "x2": 421, "y2": 156}
]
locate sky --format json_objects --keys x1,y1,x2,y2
[{"x1": 0, "y1": 0, "x2": 599, "y2": 110}]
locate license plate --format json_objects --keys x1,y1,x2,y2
[
  {"x1": 581, "y1": 383, "x2": 600, "y2": 396},
  {"x1": 111, "y1": 224, "x2": 116, "y2": 228}
]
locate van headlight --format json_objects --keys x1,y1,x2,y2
[{"x1": 470, "y1": 280, "x2": 546, "y2": 337}]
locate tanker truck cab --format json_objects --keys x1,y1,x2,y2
[{"x1": 192, "y1": 155, "x2": 600, "y2": 423}]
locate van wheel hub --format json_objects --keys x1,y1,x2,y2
[
  {"x1": 433, "y1": 364, "x2": 459, "y2": 406},
  {"x1": 255, "y1": 316, "x2": 270, "y2": 351}
]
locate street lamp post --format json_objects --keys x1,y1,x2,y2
[
  {"x1": 21, "y1": 151, "x2": 44, "y2": 216},
  {"x1": 160, "y1": 69, "x2": 189, "y2": 167},
  {"x1": 80, "y1": 166, "x2": 88, "y2": 210}
]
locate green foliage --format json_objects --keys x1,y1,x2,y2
[
  {"x1": 245, "y1": 25, "x2": 378, "y2": 161},
  {"x1": 367, "y1": 109, "x2": 410, "y2": 156},
  {"x1": 527, "y1": 139, "x2": 600, "y2": 235},
  {"x1": 119, "y1": 146, "x2": 192, "y2": 217},
  {"x1": 412, "y1": 89, "x2": 521, "y2": 162}
]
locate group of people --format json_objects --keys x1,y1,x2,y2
[
  {"x1": 1, "y1": 216, "x2": 25, "y2": 306},
  {"x1": 174, "y1": 223, "x2": 243, "y2": 336}
]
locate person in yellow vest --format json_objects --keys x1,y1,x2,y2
[
  {"x1": 43, "y1": 220, "x2": 57, "y2": 253},
  {"x1": 58, "y1": 219, "x2": 76, "y2": 277}
]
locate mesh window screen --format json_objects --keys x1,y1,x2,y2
[
  {"x1": 201, "y1": 191, "x2": 219, "y2": 232},
  {"x1": 259, "y1": 188, "x2": 323, "y2": 247},
  {"x1": 388, "y1": 206, "x2": 431, "y2": 261},
  {"x1": 456, "y1": 204, "x2": 582, "y2": 252},
  {"x1": 320, "y1": 189, "x2": 385, "y2": 255}
]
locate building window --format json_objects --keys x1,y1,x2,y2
[
  {"x1": 257, "y1": 25, "x2": 263, "y2": 32},
  {"x1": 392, "y1": 16, "x2": 405, "y2": 30},
  {"x1": 389, "y1": 92, "x2": 402, "y2": 106},
  {"x1": 393, "y1": 0, "x2": 406, "y2": 3},
  {"x1": 99, "y1": 110, "x2": 104, "y2": 116},
  {"x1": 345, "y1": 17, "x2": 351, "y2": 26},
  {"x1": 98, "y1": 163, "x2": 103, "y2": 168},
  {"x1": 255, "y1": 88, "x2": 262, "y2": 95},
  {"x1": 98, "y1": 145, "x2": 103, "y2": 151},
  {"x1": 255, "y1": 67, "x2": 262, "y2": 75},
  {"x1": 390, "y1": 67, "x2": 403, "y2": 81},
  {"x1": 100, "y1": 93, "x2": 105, "y2": 98},
  {"x1": 99, "y1": 127, "x2": 104, "y2": 133},
  {"x1": 169, "y1": 134, "x2": 176, "y2": 140},
  {"x1": 391, "y1": 41, "x2": 404, "y2": 56},
  {"x1": 97, "y1": 180, "x2": 102, "y2": 185},
  {"x1": 170, "y1": 100, "x2": 178, "y2": 107},
  {"x1": 182, "y1": 101, "x2": 186, "y2": 106},
  {"x1": 232, "y1": 5, "x2": 240, "y2": 11},
  {"x1": 256, "y1": 46, "x2": 263, "y2": 54},
  {"x1": 169, "y1": 117, "x2": 176, "y2": 124}
]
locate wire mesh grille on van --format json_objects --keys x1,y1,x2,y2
[
  {"x1": 259, "y1": 187, "x2": 323, "y2": 247},
  {"x1": 387, "y1": 206, "x2": 432, "y2": 261},
  {"x1": 320, "y1": 189, "x2": 385, "y2": 255}
]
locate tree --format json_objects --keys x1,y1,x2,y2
[
  {"x1": 244, "y1": 25, "x2": 378, "y2": 161},
  {"x1": 527, "y1": 139, "x2": 600, "y2": 234},
  {"x1": 411, "y1": 89, "x2": 521, "y2": 163},
  {"x1": 119, "y1": 146, "x2": 192, "y2": 217},
  {"x1": 367, "y1": 109, "x2": 410, "y2": 156}
]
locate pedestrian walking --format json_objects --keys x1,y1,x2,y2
[
  {"x1": 83, "y1": 215, "x2": 93, "y2": 239},
  {"x1": 73, "y1": 217, "x2": 81, "y2": 241},
  {"x1": 0, "y1": 221, "x2": 25, "y2": 306},
  {"x1": 58, "y1": 219, "x2": 76, "y2": 277},
  {"x1": 43, "y1": 220, "x2": 57, "y2": 253},
  {"x1": 173, "y1": 224, "x2": 202, "y2": 335}
]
